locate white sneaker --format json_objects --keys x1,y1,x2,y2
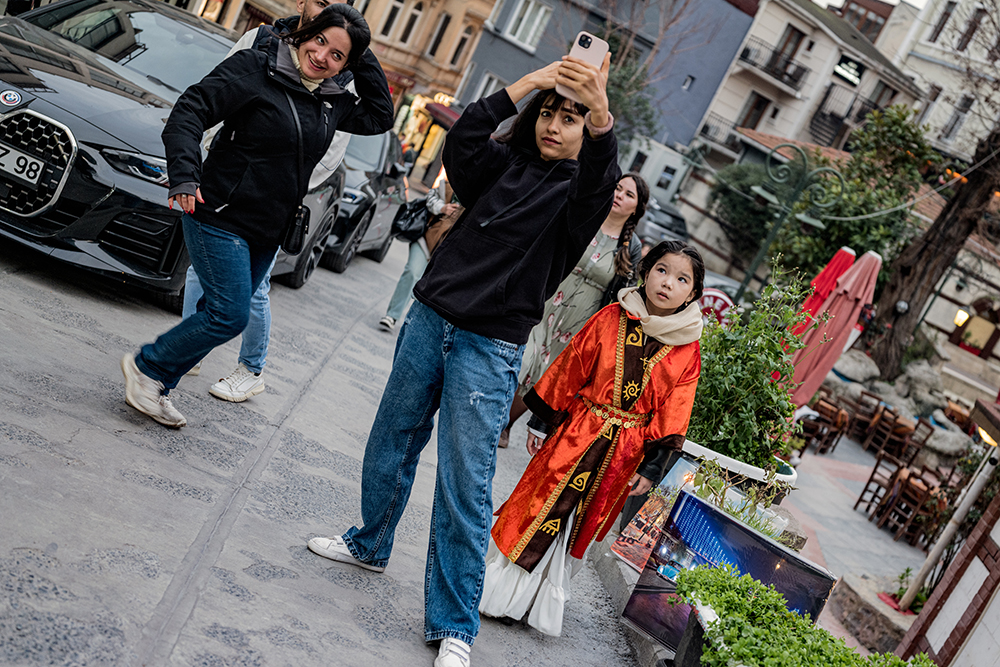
[
  {"x1": 185, "y1": 360, "x2": 202, "y2": 376},
  {"x1": 307, "y1": 536, "x2": 385, "y2": 573},
  {"x1": 209, "y1": 363, "x2": 264, "y2": 403},
  {"x1": 121, "y1": 353, "x2": 187, "y2": 428},
  {"x1": 435, "y1": 638, "x2": 471, "y2": 667},
  {"x1": 378, "y1": 316, "x2": 395, "y2": 331}
]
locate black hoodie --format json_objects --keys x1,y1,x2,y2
[{"x1": 413, "y1": 90, "x2": 621, "y2": 344}]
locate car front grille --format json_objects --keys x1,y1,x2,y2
[
  {"x1": 98, "y1": 210, "x2": 184, "y2": 275},
  {"x1": 0, "y1": 110, "x2": 76, "y2": 217}
]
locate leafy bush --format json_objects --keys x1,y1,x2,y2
[
  {"x1": 709, "y1": 163, "x2": 795, "y2": 260},
  {"x1": 674, "y1": 564, "x2": 937, "y2": 667},
  {"x1": 686, "y1": 268, "x2": 815, "y2": 469}
]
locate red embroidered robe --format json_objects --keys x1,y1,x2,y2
[{"x1": 492, "y1": 303, "x2": 701, "y2": 569}]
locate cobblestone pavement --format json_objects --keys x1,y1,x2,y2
[{"x1": 0, "y1": 204, "x2": 635, "y2": 667}]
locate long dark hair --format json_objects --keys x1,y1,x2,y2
[
  {"x1": 640, "y1": 240, "x2": 705, "y2": 305},
  {"x1": 494, "y1": 89, "x2": 588, "y2": 157},
  {"x1": 612, "y1": 172, "x2": 650, "y2": 277},
  {"x1": 285, "y1": 4, "x2": 370, "y2": 68}
]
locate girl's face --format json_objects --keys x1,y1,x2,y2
[
  {"x1": 297, "y1": 26, "x2": 352, "y2": 79},
  {"x1": 644, "y1": 253, "x2": 696, "y2": 317},
  {"x1": 535, "y1": 98, "x2": 585, "y2": 161},
  {"x1": 611, "y1": 177, "x2": 639, "y2": 219}
]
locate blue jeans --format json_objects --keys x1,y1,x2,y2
[
  {"x1": 136, "y1": 215, "x2": 277, "y2": 389},
  {"x1": 385, "y1": 242, "x2": 428, "y2": 321},
  {"x1": 343, "y1": 301, "x2": 524, "y2": 645},
  {"x1": 182, "y1": 254, "x2": 275, "y2": 374}
]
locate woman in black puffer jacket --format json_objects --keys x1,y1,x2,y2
[{"x1": 121, "y1": 4, "x2": 393, "y2": 427}]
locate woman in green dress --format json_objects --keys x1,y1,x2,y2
[{"x1": 498, "y1": 172, "x2": 649, "y2": 447}]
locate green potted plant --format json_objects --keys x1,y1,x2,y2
[
  {"x1": 673, "y1": 564, "x2": 936, "y2": 667},
  {"x1": 685, "y1": 266, "x2": 817, "y2": 485}
]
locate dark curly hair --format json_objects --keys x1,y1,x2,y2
[
  {"x1": 284, "y1": 4, "x2": 370, "y2": 68},
  {"x1": 639, "y1": 240, "x2": 705, "y2": 305},
  {"x1": 493, "y1": 89, "x2": 588, "y2": 157},
  {"x1": 612, "y1": 172, "x2": 650, "y2": 277}
]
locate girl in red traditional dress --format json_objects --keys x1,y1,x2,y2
[{"x1": 480, "y1": 240, "x2": 705, "y2": 636}]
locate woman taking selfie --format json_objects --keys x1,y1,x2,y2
[
  {"x1": 121, "y1": 4, "x2": 393, "y2": 427},
  {"x1": 306, "y1": 52, "x2": 621, "y2": 667}
]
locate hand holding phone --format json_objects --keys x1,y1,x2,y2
[{"x1": 555, "y1": 31, "x2": 609, "y2": 104}]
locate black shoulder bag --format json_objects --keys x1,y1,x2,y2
[{"x1": 282, "y1": 90, "x2": 310, "y2": 255}]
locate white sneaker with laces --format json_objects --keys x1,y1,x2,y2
[
  {"x1": 378, "y1": 316, "x2": 395, "y2": 332},
  {"x1": 307, "y1": 536, "x2": 385, "y2": 572},
  {"x1": 435, "y1": 638, "x2": 471, "y2": 667},
  {"x1": 209, "y1": 363, "x2": 264, "y2": 402},
  {"x1": 121, "y1": 353, "x2": 187, "y2": 428}
]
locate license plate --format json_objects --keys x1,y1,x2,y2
[{"x1": 0, "y1": 142, "x2": 44, "y2": 188}]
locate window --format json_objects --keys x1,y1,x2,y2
[
  {"x1": 474, "y1": 72, "x2": 507, "y2": 99},
  {"x1": 916, "y1": 84, "x2": 942, "y2": 125},
  {"x1": 487, "y1": 0, "x2": 505, "y2": 27},
  {"x1": 656, "y1": 166, "x2": 677, "y2": 190},
  {"x1": 871, "y1": 80, "x2": 897, "y2": 107},
  {"x1": 427, "y1": 12, "x2": 450, "y2": 56},
  {"x1": 928, "y1": 1, "x2": 956, "y2": 43},
  {"x1": 380, "y1": 0, "x2": 404, "y2": 37},
  {"x1": 956, "y1": 7, "x2": 987, "y2": 51},
  {"x1": 681, "y1": 75, "x2": 695, "y2": 91},
  {"x1": 941, "y1": 94, "x2": 974, "y2": 141},
  {"x1": 398, "y1": 1, "x2": 423, "y2": 44},
  {"x1": 506, "y1": 0, "x2": 551, "y2": 50},
  {"x1": 629, "y1": 151, "x2": 648, "y2": 173},
  {"x1": 770, "y1": 106, "x2": 780, "y2": 120},
  {"x1": 736, "y1": 92, "x2": 771, "y2": 130},
  {"x1": 355, "y1": 0, "x2": 370, "y2": 14},
  {"x1": 451, "y1": 25, "x2": 473, "y2": 66},
  {"x1": 806, "y1": 40, "x2": 815, "y2": 52}
]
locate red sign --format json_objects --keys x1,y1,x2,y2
[{"x1": 700, "y1": 288, "x2": 735, "y2": 327}]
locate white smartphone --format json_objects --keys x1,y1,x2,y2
[{"x1": 555, "y1": 31, "x2": 609, "y2": 104}]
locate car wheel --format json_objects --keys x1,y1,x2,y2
[
  {"x1": 321, "y1": 208, "x2": 372, "y2": 274},
  {"x1": 150, "y1": 288, "x2": 185, "y2": 315},
  {"x1": 361, "y1": 228, "x2": 393, "y2": 263},
  {"x1": 279, "y1": 209, "x2": 337, "y2": 289}
]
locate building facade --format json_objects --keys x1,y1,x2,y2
[
  {"x1": 878, "y1": 0, "x2": 1000, "y2": 163},
  {"x1": 828, "y1": 0, "x2": 895, "y2": 43},
  {"x1": 695, "y1": 0, "x2": 920, "y2": 166}
]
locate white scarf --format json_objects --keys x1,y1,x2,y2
[{"x1": 618, "y1": 286, "x2": 703, "y2": 346}]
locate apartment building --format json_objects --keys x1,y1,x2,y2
[{"x1": 695, "y1": 0, "x2": 919, "y2": 167}]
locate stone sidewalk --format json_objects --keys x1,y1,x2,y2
[{"x1": 0, "y1": 223, "x2": 633, "y2": 667}]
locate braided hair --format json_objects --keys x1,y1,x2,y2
[{"x1": 612, "y1": 173, "x2": 650, "y2": 277}]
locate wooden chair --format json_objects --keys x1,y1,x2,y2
[
  {"x1": 878, "y1": 469, "x2": 935, "y2": 543},
  {"x1": 861, "y1": 407, "x2": 898, "y2": 453},
  {"x1": 802, "y1": 399, "x2": 850, "y2": 455},
  {"x1": 882, "y1": 417, "x2": 934, "y2": 462},
  {"x1": 843, "y1": 391, "x2": 881, "y2": 442},
  {"x1": 854, "y1": 449, "x2": 907, "y2": 518}
]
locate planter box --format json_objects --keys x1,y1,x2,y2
[
  {"x1": 620, "y1": 490, "x2": 835, "y2": 656},
  {"x1": 683, "y1": 439, "x2": 798, "y2": 487}
]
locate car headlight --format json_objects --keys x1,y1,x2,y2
[
  {"x1": 102, "y1": 149, "x2": 169, "y2": 187},
  {"x1": 341, "y1": 187, "x2": 365, "y2": 205}
]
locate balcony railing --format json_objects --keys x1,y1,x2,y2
[
  {"x1": 738, "y1": 36, "x2": 810, "y2": 91},
  {"x1": 700, "y1": 112, "x2": 742, "y2": 152},
  {"x1": 808, "y1": 84, "x2": 884, "y2": 147}
]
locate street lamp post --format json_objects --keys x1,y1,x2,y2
[{"x1": 733, "y1": 144, "x2": 847, "y2": 303}]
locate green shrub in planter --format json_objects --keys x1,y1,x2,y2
[
  {"x1": 686, "y1": 269, "x2": 817, "y2": 470},
  {"x1": 674, "y1": 564, "x2": 936, "y2": 667}
]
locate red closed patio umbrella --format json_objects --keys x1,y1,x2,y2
[
  {"x1": 792, "y1": 246, "x2": 856, "y2": 337},
  {"x1": 791, "y1": 250, "x2": 882, "y2": 407}
]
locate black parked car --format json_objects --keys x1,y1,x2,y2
[
  {"x1": 0, "y1": 0, "x2": 344, "y2": 307},
  {"x1": 320, "y1": 129, "x2": 405, "y2": 273},
  {"x1": 636, "y1": 197, "x2": 689, "y2": 245}
]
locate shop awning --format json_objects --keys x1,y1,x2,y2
[{"x1": 425, "y1": 102, "x2": 460, "y2": 130}]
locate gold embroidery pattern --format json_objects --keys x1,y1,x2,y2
[
  {"x1": 508, "y1": 457, "x2": 585, "y2": 562},
  {"x1": 638, "y1": 344, "x2": 674, "y2": 399},
  {"x1": 623, "y1": 380, "x2": 640, "y2": 402},
  {"x1": 539, "y1": 519, "x2": 561, "y2": 535},
  {"x1": 625, "y1": 324, "x2": 644, "y2": 347},
  {"x1": 582, "y1": 396, "x2": 652, "y2": 429},
  {"x1": 613, "y1": 310, "x2": 627, "y2": 410},
  {"x1": 569, "y1": 471, "x2": 591, "y2": 491},
  {"x1": 570, "y1": 427, "x2": 622, "y2": 550}
]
